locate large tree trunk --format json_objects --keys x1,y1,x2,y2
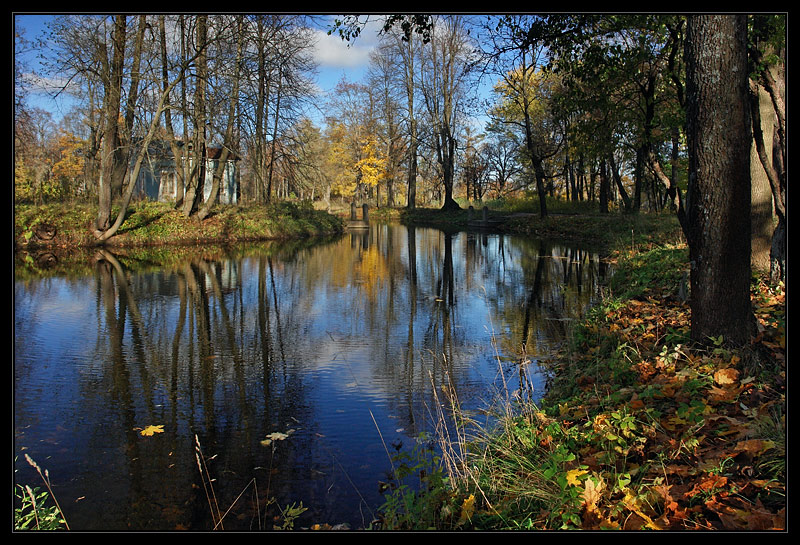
[
  {"x1": 97, "y1": 15, "x2": 126, "y2": 232},
  {"x1": 748, "y1": 40, "x2": 786, "y2": 283},
  {"x1": 685, "y1": 14, "x2": 755, "y2": 346},
  {"x1": 439, "y1": 130, "x2": 460, "y2": 211}
]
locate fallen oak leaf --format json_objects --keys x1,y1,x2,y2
[
  {"x1": 582, "y1": 476, "x2": 605, "y2": 512},
  {"x1": 260, "y1": 431, "x2": 290, "y2": 447},
  {"x1": 458, "y1": 494, "x2": 475, "y2": 525}
]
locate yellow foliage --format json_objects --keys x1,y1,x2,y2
[
  {"x1": 566, "y1": 468, "x2": 588, "y2": 486},
  {"x1": 140, "y1": 424, "x2": 164, "y2": 436},
  {"x1": 51, "y1": 131, "x2": 85, "y2": 181},
  {"x1": 458, "y1": 494, "x2": 475, "y2": 525},
  {"x1": 354, "y1": 137, "x2": 387, "y2": 188}
]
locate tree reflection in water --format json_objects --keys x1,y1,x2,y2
[{"x1": 14, "y1": 225, "x2": 610, "y2": 530}]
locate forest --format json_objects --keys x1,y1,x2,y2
[{"x1": 14, "y1": 13, "x2": 785, "y2": 531}]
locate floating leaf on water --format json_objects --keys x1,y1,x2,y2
[
  {"x1": 140, "y1": 425, "x2": 164, "y2": 436},
  {"x1": 261, "y1": 431, "x2": 290, "y2": 446}
]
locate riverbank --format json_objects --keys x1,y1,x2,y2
[
  {"x1": 370, "y1": 203, "x2": 684, "y2": 253},
  {"x1": 15, "y1": 201, "x2": 344, "y2": 251},
  {"x1": 373, "y1": 210, "x2": 786, "y2": 531}
]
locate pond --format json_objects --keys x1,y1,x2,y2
[{"x1": 14, "y1": 223, "x2": 611, "y2": 531}]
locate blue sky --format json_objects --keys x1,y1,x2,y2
[
  {"x1": 14, "y1": 13, "x2": 382, "y2": 124},
  {"x1": 15, "y1": 14, "x2": 490, "y2": 134}
]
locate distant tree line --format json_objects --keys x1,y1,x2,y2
[{"x1": 15, "y1": 14, "x2": 785, "y2": 313}]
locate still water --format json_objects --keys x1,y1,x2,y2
[{"x1": 14, "y1": 224, "x2": 610, "y2": 531}]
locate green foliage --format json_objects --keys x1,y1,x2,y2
[
  {"x1": 273, "y1": 502, "x2": 307, "y2": 531},
  {"x1": 14, "y1": 484, "x2": 67, "y2": 530},
  {"x1": 608, "y1": 244, "x2": 689, "y2": 300},
  {"x1": 14, "y1": 456, "x2": 68, "y2": 531},
  {"x1": 377, "y1": 434, "x2": 454, "y2": 530}
]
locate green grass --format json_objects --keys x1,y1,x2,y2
[{"x1": 15, "y1": 200, "x2": 344, "y2": 251}]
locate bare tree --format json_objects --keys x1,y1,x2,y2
[{"x1": 419, "y1": 16, "x2": 474, "y2": 211}]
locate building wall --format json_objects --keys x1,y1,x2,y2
[{"x1": 134, "y1": 158, "x2": 238, "y2": 204}]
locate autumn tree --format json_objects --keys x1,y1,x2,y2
[
  {"x1": 323, "y1": 120, "x2": 357, "y2": 200},
  {"x1": 325, "y1": 78, "x2": 381, "y2": 201},
  {"x1": 684, "y1": 14, "x2": 755, "y2": 346},
  {"x1": 196, "y1": 15, "x2": 245, "y2": 220},
  {"x1": 384, "y1": 27, "x2": 423, "y2": 209},
  {"x1": 482, "y1": 15, "x2": 564, "y2": 217},
  {"x1": 488, "y1": 62, "x2": 563, "y2": 215},
  {"x1": 51, "y1": 130, "x2": 86, "y2": 197}
]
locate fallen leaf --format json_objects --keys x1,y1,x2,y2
[
  {"x1": 140, "y1": 425, "x2": 164, "y2": 436},
  {"x1": 260, "y1": 431, "x2": 290, "y2": 447},
  {"x1": 566, "y1": 469, "x2": 588, "y2": 487},
  {"x1": 733, "y1": 439, "x2": 775, "y2": 458},
  {"x1": 714, "y1": 368, "x2": 739, "y2": 385},
  {"x1": 582, "y1": 477, "x2": 605, "y2": 512},
  {"x1": 459, "y1": 494, "x2": 475, "y2": 525}
]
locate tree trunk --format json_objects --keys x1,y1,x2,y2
[
  {"x1": 609, "y1": 152, "x2": 631, "y2": 212},
  {"x1": 598, "y1": 158, "x2": 609, "y2": 214},
  {"x1": 97, "y1": 15, "x2": 126, "y2": 232},
  {"x1": 685, "y1": 14, "x2": 754, "y2": 346},
  {"x1": 266, "y1": 63, "x2": 283, "y2": 203},
  {"x1": 181, "y1": 15, "x2": 208, "y2": 217},
  {"x1": 403, "y1": 35, "x2": 418, "y2": 210},
  {"x1": 197, "y1": 17, "x2": 243, "y2": 221},
  {"x1": 749, "y1": 81, "x2": 776, "y2": 273}
]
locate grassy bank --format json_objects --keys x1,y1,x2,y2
[
  {"x1": 374, "y1": 196, "x2": 684, "y2": 252},
  {"x1": 375, "y1": 210, "x2": 786, "y2": 531},
  {"x1": 15, "y1": 200, "x2": 344, "y2": 251}
]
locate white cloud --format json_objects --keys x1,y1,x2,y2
[{"x1": 311, "y1": 27, "x2": 374, "y2": 69}]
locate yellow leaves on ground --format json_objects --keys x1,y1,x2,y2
[
  {"x1": 566, "y1": 468, "x2": 588, "y2": 487},
  {"x1": 139, "y1": 424, "x2": 165, "y2": 436},
  {"x1": 458, "y1": 494, "x2": 475, "y2": 525}
]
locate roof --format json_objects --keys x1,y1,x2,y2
[{"x1": 206, "y1": 147, "x2": 240, "y2": 161}]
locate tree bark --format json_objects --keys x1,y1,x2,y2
[
  {"x1": 749, "y1": 81, "x2": 776, "y2": 273},
  {"x1": 685, "y1": 14, "x2": 754, "y2": 346},
  {"x1": 181, "y1": 15, "x2": 208, "y2": 217},
  {"x1": 97, "y1": 15, "x2": 126, "y2": 232}
]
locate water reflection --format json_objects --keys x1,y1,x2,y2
[{"x1": 14, "y1": 224, "x2": 609, "y2": 530}]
